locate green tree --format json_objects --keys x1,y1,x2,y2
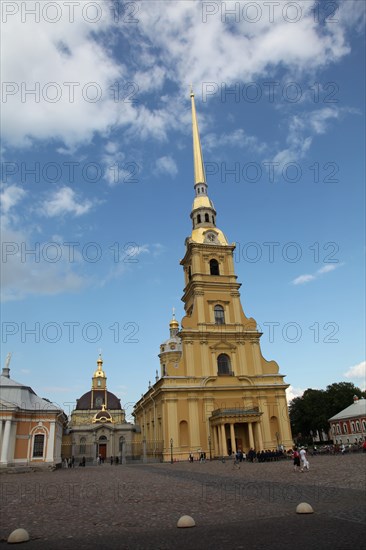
[
  {"x1": 325, "y1": 382, "x2": 365, "y2": 419},
  {"x1": 289, "y1": 381, "x2": 365, "y2": 440}
]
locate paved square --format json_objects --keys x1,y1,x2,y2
[{"x1": 1, "y1": 454, "x2": 365, "y2": 549}]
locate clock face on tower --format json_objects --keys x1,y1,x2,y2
[{"x1": 205, "y1": 232, "x2": 217, "y2": 243}]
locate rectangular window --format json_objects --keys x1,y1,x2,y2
[{"x1": 33, "y1": 434, "x2": 45, "y2": 457}]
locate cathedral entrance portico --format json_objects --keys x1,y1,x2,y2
[{"x1": 210, "y1": 408, "x2": 264, "y2": 456}]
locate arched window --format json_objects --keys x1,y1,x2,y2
[
  {"x1": 205, "y1": 213, "x2": 209, "y2": 222},
  {"x1": 214, "y1": 305, "x2": 225, "y2": 325},
  {"x1": 33, "y1": 434, "x2": 45, "y2": 457},
  {"x1": 212, "y1": 216, "x2": 215, "y2": 224},
  {"x1": 356, "y1": 421, "x2": 360, "y2": 432},
  {"x1": 197, "y1": 188, "x2": 201, "y2": 194},
  {"x1": 197, "y1": 214, "x2": 201, "y2": 224},
  {"x1": 343, "y1": 423, "x2": 348, "y2": 434},
  {"x1": 80, "y1": 437, "x2": 86, "y2": 454},
  {"x1": 210, "y1": 259, "x2": 220, "y2": 275},
  {"x1": 217, "y1": 354, "x2": 231, "y2": 375}
]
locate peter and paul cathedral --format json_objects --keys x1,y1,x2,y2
[{"x1": 133, "y1": 91, "x2": 293, "y2": 460}]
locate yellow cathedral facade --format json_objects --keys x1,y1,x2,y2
[{"x1": 133, "y1": 91, "x2": 293, "y2": 460}]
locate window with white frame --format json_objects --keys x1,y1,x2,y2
[{"x1": 33, "y1": 434, "x2": 45, "y2": 457}]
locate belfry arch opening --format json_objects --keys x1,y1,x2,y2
[{"x1": 210, "y1": 259, "x2": 220, "y2": 275}]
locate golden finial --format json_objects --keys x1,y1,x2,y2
[{"x1": 190, "y1": 83, "x2": 194, "y2": 97}]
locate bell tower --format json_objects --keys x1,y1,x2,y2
[
  {"x1": 133, "y1": 91, "x2": 294, "y2": 459},
  {"x1": 91, "y1": 353, "x2": 107, "y2": 408}
]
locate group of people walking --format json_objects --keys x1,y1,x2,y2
[
  {"x1": 63, "y1": 456, "x2": 86, "y2": 467},
  {"x1": 292, "y1": 446, "x2": 310, "y2": 472}
]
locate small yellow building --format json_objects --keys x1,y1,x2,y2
[{"x1": 133, "y1": 91, "x2": 293, "y2": 461}]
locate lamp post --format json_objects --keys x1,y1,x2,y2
[
  {"x1": 208, "y1": 434, "x2": 212, "y2": 461},
  {"x1": 170, "y1": 438, "x2": 173, "y2": 464}
]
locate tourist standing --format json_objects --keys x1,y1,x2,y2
[
  {"x1": 293, "y1": 447, "x2": 300, "y2": 472},
  {"x1": 300, "y1": 447, "x2": 309, "y2": 472}
]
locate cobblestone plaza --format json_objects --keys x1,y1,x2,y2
[{"x1": 1, "y1": 454, "x2": 365, "y2": 549}]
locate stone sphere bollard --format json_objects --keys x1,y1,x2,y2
[
  {"x1": 296, "y1": 502, "x2": 314, "y2": 514},
  {"x1": 177, "y1": 515, "x2": 196, "y2": 528},
  {"x1": 7, "y1": 528, "x2": 30, "y2": 544}
]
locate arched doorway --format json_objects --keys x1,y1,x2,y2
[{"x1": 98, "y1": 435, "x2": 107, "y2": 461}]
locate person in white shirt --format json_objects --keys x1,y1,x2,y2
[{"x1": 299, "y1": 447, "x2": 309, "y2": 472}]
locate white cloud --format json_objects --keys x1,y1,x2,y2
[
  {"x1": 272, "y1": 107, "x2": 357, "y2": 166},
  {"x1": 1, "y1": 6, "x2": 130, "y2": 149},
  {"x1": 286, "y1": 385, "x2": 305, "y2": 403},
  {"x1": 292, "y1": 274, "x2": 316, "y2": 285},
  {"x1": 41, "y1": 187, "x2": 94, "y2": 217},
  {"x1": 0, "y1": 184, "x2": 26, "y2": 213},
  {"x1": 292, "y1": 263, "x2": 342, "y2": 285},
  {"x1": 154, "y1": 156, "x2": 178, "y2": 177},
  {"x1": 1, "y1": 1, "x2": 362, "y2": 151},
  {"x1": 317, "y1": 264, "x2": 338, "y2": 275},
  {"x1": 1, "y1": 224, "x2": 87, "y2": 302},
  {"x1": 1, "y1": 185, "x2": 88, "y2": 301},
  {"x1": 344, "y1": 361, "x2": 366, "y2": 380}
]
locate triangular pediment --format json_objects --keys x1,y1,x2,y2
[{"x1": 209, "y1": 341, "x2": 237, "y2": 351}]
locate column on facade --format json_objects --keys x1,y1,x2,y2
[
  {"x1": 232, "y1": 293, "x2": 242, "y2": 324},
  {"x1": 230, "y1": 352, "x2": 238, "y2": 376},
  {"x1": 212, "y1": 425, "x2": 218, "y2": 455},
  {"x1": 220, "y1": 424, "x2": 228, "y2": 456},
  {"x1": 200, "y1": 344, "x2": 210, "y2": 377},
  {"x1": 110, "y1": 431, "x2": 114, "y2": 458},
  {"x1": 229, "y1": 423, "x2": 236, "y2": 454},
  {"x1": 195, "y1": 292, "x2": 204, "y2": 324},
  {"x1": 166, "y1": 399, "x2": 178, "y2": 450},
  {"x1": 0, "y1": 419, "x2": 12, "y2": 464},
  {"x1": 0, "y1": 420, "x2": 3, "y2": 450},
  {"x1": 251, "y1": 341, "x2": 261, "y2": 375},
  {"x1": 185, "y1": 342, "x2": 195, "y2": 377},
  {"x1": 188, "y1": 398, "x2": 200, "y2": 449},
  {"x1": 278, "y1": 395, "x2": 293, "y2": 445},
  {"x1": 254, "y1": 422, "x2": 263, "y2": 451},
  {"x1": 248, "y1": 422, "x2": 255, "y2": 449},
  {"x1": 216, "y1": 425, "x2": 221, "y2": 455},
  {"x1": 46, "y1": 422, "x2": 55, "y2": 461}
]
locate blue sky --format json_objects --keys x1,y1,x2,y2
[{"x1": 1, "y1": 1, "x2": 365, "y2": 419}]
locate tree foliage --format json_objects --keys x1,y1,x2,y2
[{"x1": 289, "y1": 382, "x2": 365, "y2": 439}]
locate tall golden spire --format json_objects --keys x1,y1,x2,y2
[{"x1": 190, "y1": 88, "x2": 206, "y2": 185}]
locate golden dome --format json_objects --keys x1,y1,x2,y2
[{"x1": 170, "y1": 318, "x2": 179, "y2": 328}]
